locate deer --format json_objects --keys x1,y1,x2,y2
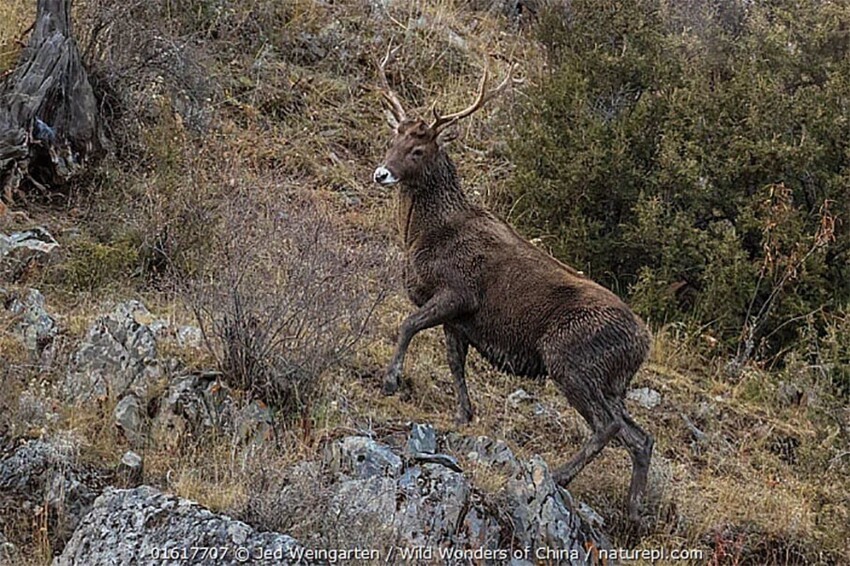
[{"x1": 372, "y1": 49, "x2": 654, "y2": 520}]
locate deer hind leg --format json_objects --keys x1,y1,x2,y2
[
  {"x1": 616, "y1": 408, "x2": 654, "y2": 521},
  {"x1": 551, "y1": 373, "x2": 623, "y2": 486},
  {"x1": 444, "y1": 325, "x2": 474, "y2": 425},
  {"x1": 552, "y1": 418, "x2": 621, "y2": 486}
]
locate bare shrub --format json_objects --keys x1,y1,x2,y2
[
  {"x1": 77, "y1": 0, "x2": 217, "y2": 144},
  {"x1": 189, "y1": 190, "x2": 390, "y2": 417}
]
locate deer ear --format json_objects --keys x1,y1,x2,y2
[{"x1": 436, "y1": 127, "x2": 458, "y2": 146}]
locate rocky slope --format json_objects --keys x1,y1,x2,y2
[{"x1": 0, "y1": 270, "x2": 614, "y2": 564}]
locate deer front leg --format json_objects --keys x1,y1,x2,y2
[
  {"x1": 384, "y1": 292, "x2": 467, "y2": 395},
  {"x1": 444, "y1": 325, "x2": 473, "y2": 424}
]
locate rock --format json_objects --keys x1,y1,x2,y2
[
  {"x1": 0, "y1": 228, "x2": 59, "y2": 282},
  {"x1": 155, "y1": 323, "x2": 204, "y2": 350},
  {"x1": 62, "y1": 301, "x2": 164, "y2": 404},
  {"x1": 327, "y1": 460, "x2": 491, "y2": 555},
  {"x1": 115, "y1": 451, "x2": 143, "y2": 488},
  {"x1": 0, "y1": 438, "x2": 74, "y2": 491},
  {"x1": 394, "y1": 463, "x2": 472, "y2": 549},
  {"x1": 3, "y1": 288, "x2": 57, "y2": 359},
  {"x1": 506, "y1": 456, "x2": 613, "y2": 562},
  {"x1": 577, "y1": 501, "x2": 605, "y2": 528},
  {"x1": 312, "y1": 427, "x2": 612, "y2": 563},
  {"x1": 53, "y1": 486, "x2": 309, "y2": 566},
  {"x1": 114, "y1": 394, "x2": 146, "y2": 447},
  {"x1": 507, "y1": 388, "x2": 534, "y2": 407},
  {"x1": 410, "y1": 452, "x2": 463, "y2": 472},
  {"x1": 460, "y1": 497, "x2": 501, "y2": 558},
  {"x1": 445, "y1": 433, "x2": 522, "y2": 475},
  {"x1": 233, "y1": 399, "x2": 274, "y2": 447},
  {"x1": 407, "y1": 422, "x2": 437, "y2": 455},
  {"x1": 176, "y1": 324, "x2": 203, "y2": 349},
  {"x1": 326, "y1": 436, "x2": 403, "y2": 479},
  {"x1": 533, "y1": 402, "x2": 551, "y2": 417},
  {"x1": 151, "y1": 370, "x2": 233, "y2": 446},
  {"x1": 328, "y1": 476, "x2": 397, "y2": 533},
  {"x1": 627, "y1": 387, "x2": 662, "y2": 409},
  {"x1": 151, "y1": 370, "x2": 276, "y2": 449},
  {"x1": 0, "y1": 438, "x2": 99, "y2": 549}
]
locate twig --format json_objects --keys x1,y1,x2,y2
[{"x1": 827, "y1": 451, "x2": 850, "y2": 471}]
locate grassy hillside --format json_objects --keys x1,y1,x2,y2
[{"x1": 1, "y1": 0, "x2": 848, "y2": 564}]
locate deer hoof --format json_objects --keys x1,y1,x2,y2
[
  {"x1": 382, "y1": 371, "x2": 400, "y2": 396},
  {"x1": 455, "y1": 408, "x2": 474, "y2": 426},
  {"x1": 628, "y1": 492, "x2": 646, "y2": 524},
  {"x1": 551, "y1": 467, "x2": 574, "y2": 488}
]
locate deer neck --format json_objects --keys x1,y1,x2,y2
[{"x1": 397, "y1": 154, "x2": 468, "y2": 250}]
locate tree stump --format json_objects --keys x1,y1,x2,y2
[{"x1": 0, "y1": 0, "x2": 105, "y2": 200}]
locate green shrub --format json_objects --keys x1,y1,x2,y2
[
  {"x1": 503, "y1": 0, "x2": 850, "y2": 368},
  {"x1": 61, "y1": 237, "x2": 141, "y2": 292}
]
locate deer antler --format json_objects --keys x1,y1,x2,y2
[
  {"x1": 376, "y1": 43, "x2": 407, "y2": 127},
  {"x1": 430, "y1": 63, "x2": 519, "y2": 132}
]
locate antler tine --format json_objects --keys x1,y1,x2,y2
[
  {"x1": 430, "y1": 63, "x2": 518, "y2": 132},
  {"x1": 377, "y1": 42, "x2": 407, "y2": 124}
]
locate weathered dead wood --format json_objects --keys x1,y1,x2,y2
[{"x1": 0, "y1": 0, "x2": 105, "y2": 199}]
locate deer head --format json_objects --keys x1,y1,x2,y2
[{"x1": 373, "y1": 46, "x2": 518, "y2": 188}]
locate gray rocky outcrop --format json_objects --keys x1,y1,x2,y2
[
  {"x1": 445, "y1": 432, "x2": 523, "y2": 475},
  {"x1": 407, "y1": 422, "x2": 437, "y2": 455},
  {"x1": 151, "y1": 370, "x2": 229, "y2": 445},
  {"x1": 114, "y1": 393, "x2": 147, "y2": 447},
  {"x1": 313, "y1": 425, "x2": 613, "y2": 565},
  {"x1": 61, "y1": 301, "x2": 165, "y2": 403},
  {"x1": 326, "y1": 435, "x2": 403, "y2": 479},
  {"x1": 6, "y1": 424, "x2": 613, "y2": 565},
  {"x1": 149, "y1": 370, "x2": 274, "y2": 449},
  {"x1": 0, "y1": 437, "x2": 102, "y2": 551},
  {"x1": 53, "y1": 486, "x2": 308, "y2": 566},
  {"x1": 3, "y1": 287, "x2": 57, "y2": 360},
  {"x1": 0, "y1": 228, "x2": 59, "y2": 283},
  {"x1": 4, "y1": 295, "x2": 613, "y2": 564},
  {"x1": 506, "y1": 456, "x2": 614, "y2": 561}
]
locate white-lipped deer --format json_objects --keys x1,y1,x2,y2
[{"x1": 373, "y1": 49, "x2": 654, "y2": 520}]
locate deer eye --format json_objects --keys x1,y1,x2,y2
[{"x1": 410, "y1": 147, "x2": 424, "y2": 158}]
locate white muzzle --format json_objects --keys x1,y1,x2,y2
[{"x1": 373, "y1": 166, "x2": 399, "y2": 186}]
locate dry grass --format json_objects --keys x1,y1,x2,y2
[
  {"x1": 0, "y1": 0, "x2": 32, "y2": 74},
  {"x1": 333, "y1": 317, "x2": 850, "y2": 564}
]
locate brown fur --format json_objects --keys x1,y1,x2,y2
[{"x1": 375, "y1": 119, "x2": 654, "y2": 520}]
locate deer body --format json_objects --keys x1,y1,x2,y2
[
  {"x1": 374, "y1": 59, "x2": 654, "y2": 520},
  {"x1": 389, "y1": 140, "x2": 650, "y2": 393}
]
